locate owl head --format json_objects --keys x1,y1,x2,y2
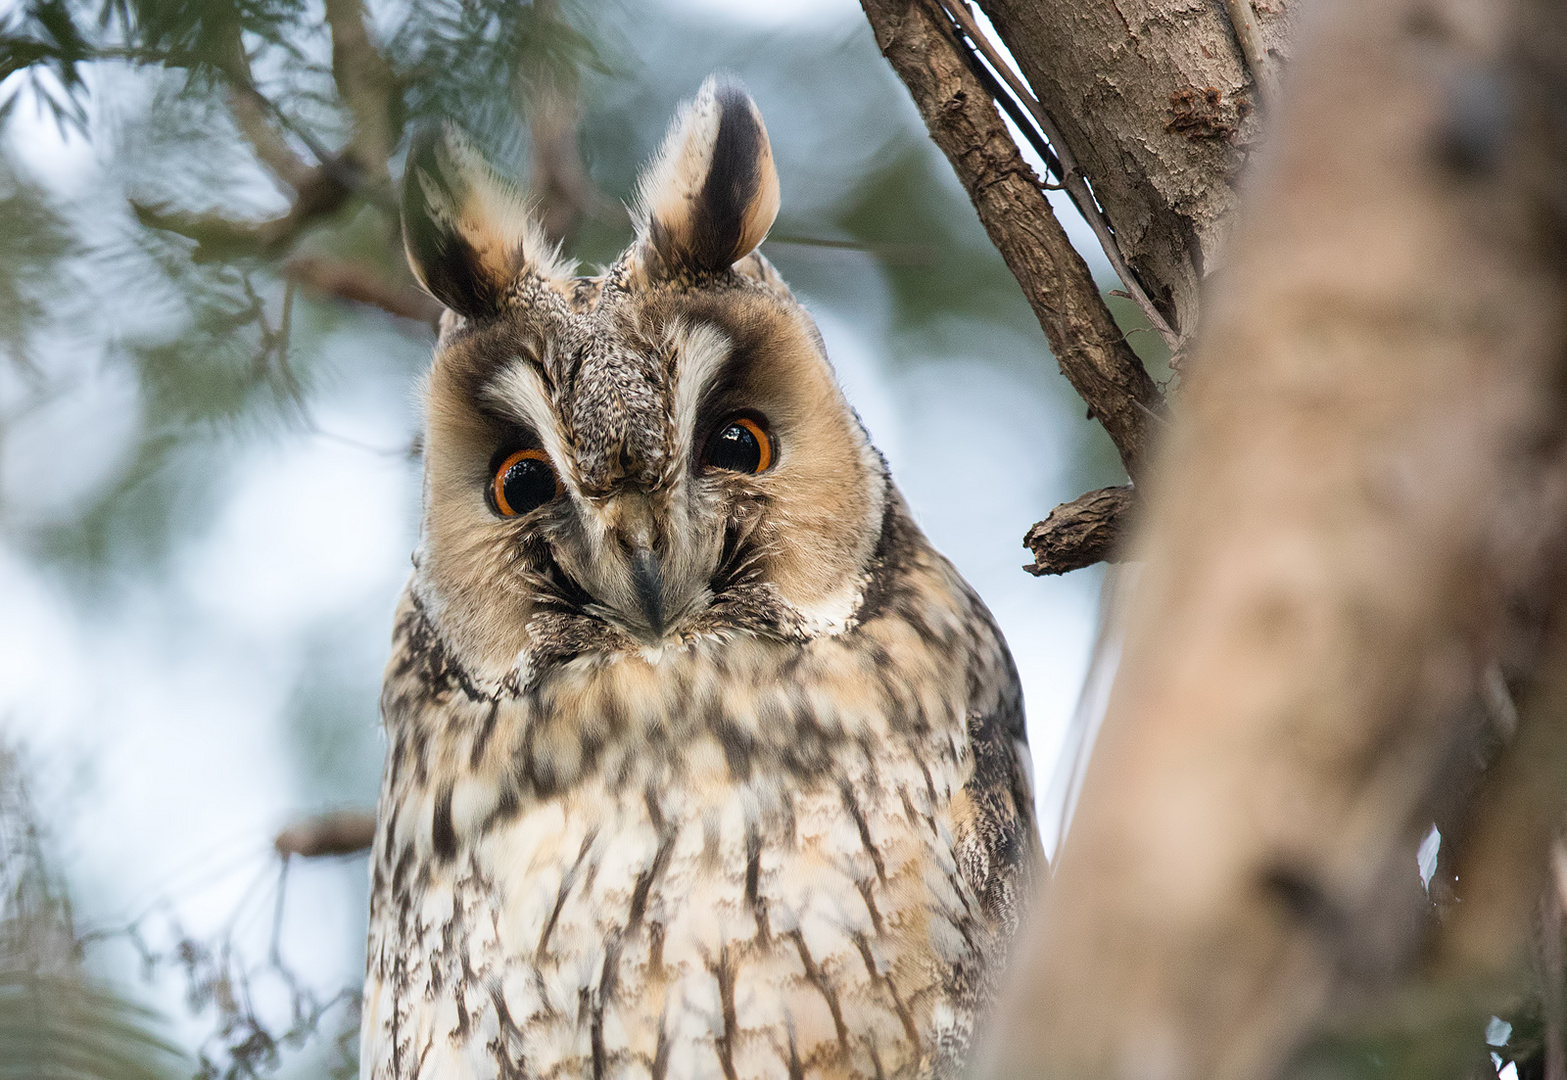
[{"x1": 401, "y1": 76, "x2": 888, "y2": 679}]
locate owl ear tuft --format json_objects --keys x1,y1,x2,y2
[
  {"x1": 634, "y1": 75, "x2": 781, "y2": 279},
  {"x1": 401, "y1": 123, "x2": 572, "y2": 318}
]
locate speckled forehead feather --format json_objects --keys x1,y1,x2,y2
[
  {"x1": 540, "y1": 299, "x2": 679, "y2": 494},
  {"x1": 465, "y1": 273, "x2": 788, "y2": 498}
]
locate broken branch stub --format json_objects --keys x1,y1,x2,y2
[
  {"x1": 1024, "y1": 486, "x2": 1133, "y2": 576},
  {"x1": 274, "y1": 810, "x2": 376, "y2": 859}
]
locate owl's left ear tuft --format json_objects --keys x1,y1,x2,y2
[
  {"x1": 634, "y1": 75, "x2": 781, "y2": 279},
  {"x1": 401, "y1": 123, "x2": 572, "y2": 318}
]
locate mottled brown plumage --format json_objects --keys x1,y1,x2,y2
[{"x1": 363, "y1": 76, "x2": 1040, "y2": 1080}]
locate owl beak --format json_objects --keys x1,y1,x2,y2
[
  {"x1": 584, "y1": 493, "x2": 682, "y2": 641},
  {"x1": 629, "y1": 546, "x2": 666, "y2": 637}
]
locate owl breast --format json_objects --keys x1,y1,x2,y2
[{"x1": 361, "y1": 503, "x2": 1031, "y2": 1080}]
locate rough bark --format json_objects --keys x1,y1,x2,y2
[
  {"x1": 860, "y1": 0, "x2": 1164, "y2": 481},
  {"x1": 1024, "y1": 485, "x2": 1132, "y2": 575},
  {"x1": 983, "y1": 0, "x2": 1567, "y2": 1077},
  {"x1": 976, "y1": 0, "x2": 1296, "y2": 338}
]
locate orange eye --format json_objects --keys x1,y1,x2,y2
[
  {"x1": 490, "y1": 448, "x2": 563, "y2": 517},
  {"x1": 703, "y1": 415, "x2": 773, "y2": 474}
]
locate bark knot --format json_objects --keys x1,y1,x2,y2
[{"x1": 1166, "y1": 85, "x2": 1249, "y2": 141}]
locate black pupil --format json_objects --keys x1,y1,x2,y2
[
  {"x1": 501, "y1": 457, "x2": 556, "y2": 515},
  {"x1": 707, "y1": 423, "x2": 762, "y2": 473}
]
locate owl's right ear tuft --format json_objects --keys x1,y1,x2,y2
[
  {"x1": 401, "y1": 124, "x2": 571, "y2": 318},
  {"x1": 633, "y1": 75, "x2": 780, "y2": 280}
]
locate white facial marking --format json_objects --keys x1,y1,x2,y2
[
  {"x1": 667, "y1": 319, "x2": 735, "y2": 471},
  {"x1": 484, "y1": 355, "x2": 575, "y2": 489}
]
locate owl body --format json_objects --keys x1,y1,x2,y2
[{"x1": 363, "y1": 79, "x2": 1038, "y2": 1080}]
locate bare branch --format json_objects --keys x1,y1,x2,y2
[
  {"x1": 274, "y1": 810, "x2": 376, "y2": 859},
  {"x1": 284, "y1": 255, "x2": 442, "y2": 327},
  {"x1": 1224, "y1": 0, "x2": 1282, "y2": 108},
  {"x1": 974, "y1": 0, "x2": 1294, "y2": 335},
  {"x1": 1023, "y1": 486, "x2": 1133, "y2": 576},
  {"x1": 322, "y1": 0, "x2": 398, "y2": 182},
  {"x1": 932, "y1": 0, "x2": 1178, "y2": 349},
  {"x1": 860, "y1": 0, "x2": 1165, "y2": 481}
]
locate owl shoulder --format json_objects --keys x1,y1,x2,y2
[
  {"x1": 857, "y1": 492, "x2": 1044, "y2": 937},
  {"x1": 955, "y1": 622, "x2": 1040, "y2": 940}
]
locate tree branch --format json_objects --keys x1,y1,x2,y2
[
  {"x1": 274, "y1": 810, "x2": 376, "y2": 859},
  {"x1": 128, "y1": 17, "x2": 365, "y2": 262},
  {"x1": 226, "y1": 86, "x2": 315, "y2": 193},
  {"x1": 931, "y1": 0, "x2": 1177, "y2": 349},
  {"x1": 859, "y1": 0, "x2": 1165, "y2": 482},
  {"x1": 211, "y1": 24, "x2": 315, "y2": 193},
  {"x1": 1023, "y1": 486, "x2": 1133, "y2": 576},
  {"x1": 283, "y1": 255, "x2": 441, "y2": 327},
  {"x1": 322, "y1": 0, "x2": 397, "y2": 183},
  {"x1": 974, "y1": 0, "x2": 1295, "y2": 335},
  {"x1": 1224, "y1": 0, "x2": 1282, "y2": 108},
  {"x1": 131, "y1": 162, "x2": 356, "y2": 259}
]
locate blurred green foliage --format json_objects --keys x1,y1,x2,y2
[
  {"x1": 0, "y1": 157, "x2": 76, "y2": 371},
  {"x1": 0, "y1": 972, "x2": 187, "y2": 1080},
  {"x1": 0, "y1": 747, "x2": 187, "y2": 1080}
]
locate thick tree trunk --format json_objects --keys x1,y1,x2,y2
[
  {"x1": 976, "y1": 0, "x2": 1294, "y2": 338},
  {"x1": 981, "y1": 2, "x2": 1567, "y2": 1078}
]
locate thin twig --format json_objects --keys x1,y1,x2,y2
[
  {"x1": 941, "y1": 25, "x2": 1064, "y2": 186},
  {"x1": 1547, "y1": 840, "x2": 1567, "y2": 1080},
  {"x1": 268, "y1": 857, "x2": 289, "y2": 967},
  {"x1": 931, "y1": 0, "x2": 1179, "y2": 349},
  {"x1": 766, "y1": 234, "x2": 939, "y2": 265},
  {"x1": 1223, "y1": 0, "x2": 1280, "y2": 108}
]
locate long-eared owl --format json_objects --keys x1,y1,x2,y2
[{"x1": 362, "y1": 76, "x2": 1041, "y2": 1080}]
